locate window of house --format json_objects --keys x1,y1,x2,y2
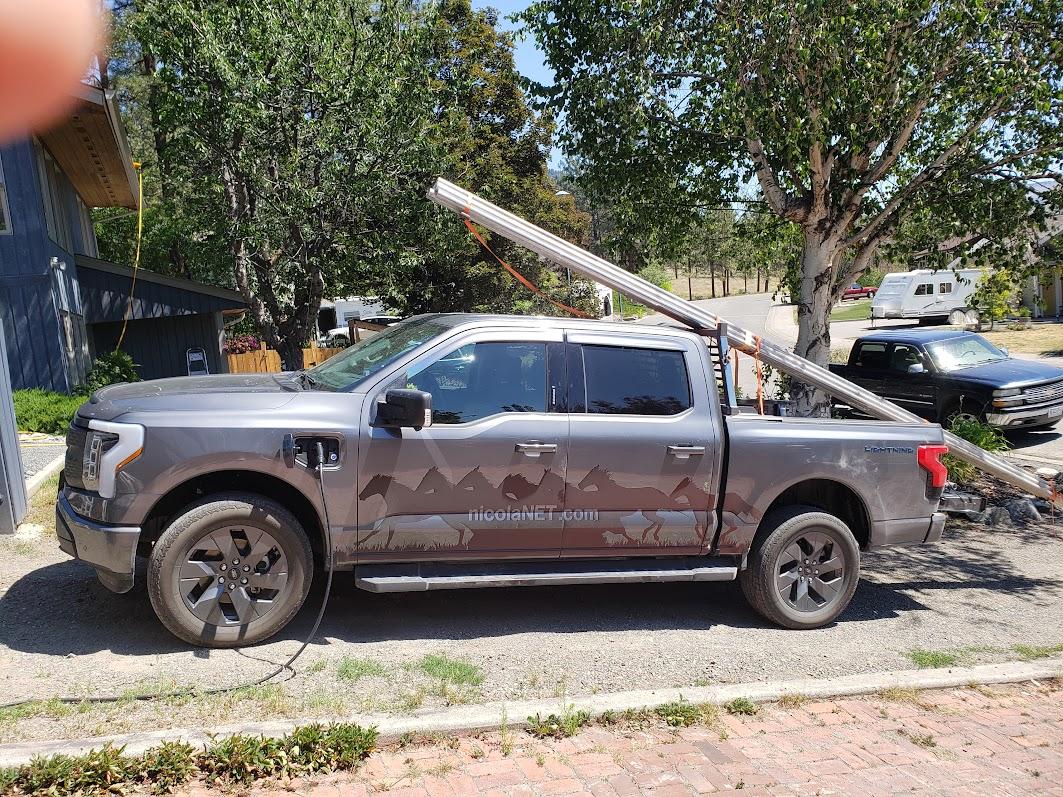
[
  {"x1": 405, "y1": 341, "x2": 548, "y2": 424},
  {"x1": 939, "y1": 283, "x2": 953, "y2": 294},
  {"x1": 34, "y1": 140, "x2": 72, "y2": 251},
  {"x1": 0, "y1": 155, "x2": 11, "y2": 234},
  {"x1": 853, "y1": 342, "x2": 888, "y2": 369},
  {"x1": 579, "y1": 345, "x2": 691, "y2": 416},
  {"x1": 914, "y1": 283, "x2": 934, "y2": 296}
]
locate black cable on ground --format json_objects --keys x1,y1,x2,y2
[{"x1": 0, "y1": 447, "x2": 336, "y2": 711}]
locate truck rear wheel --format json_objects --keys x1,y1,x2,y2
[
  {"x1": 147, "y1": 493, "x2": 313, "y2": 648},
  {"x1": 740, "y1": 506, "x2": 860, "y2": 629}
]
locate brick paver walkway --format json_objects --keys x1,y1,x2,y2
[{"x1": 205, "y1": 679, "x2": 1063, "y2": 796}]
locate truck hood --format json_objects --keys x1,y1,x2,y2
[
  {"x1": 77, "y1": 373, "x2": 300, "y2": 421},
  {"x1": 943, "y1": 358, "x2": 1063, "y2": 389}
]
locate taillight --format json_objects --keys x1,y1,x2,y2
[{"x1": 918, "y1": 444, "x2": 949, "y2": 489}]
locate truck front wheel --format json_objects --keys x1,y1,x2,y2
[
  {"x1": 147, "y1": 493, "x2": 313, "y2": 648},
  {"x1": 740, "y1": 506, "x2": 860, "y2": 629}
]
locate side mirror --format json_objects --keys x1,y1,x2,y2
[
  {"x1": 907, "y1": 363, "x2": 926, "y2": 374},
  {"x1": 999, "y1": 347, "x2": 1009, "y2": 357},
  {"x1": 375, "y1": 389, "x2": 432, "y2": 430}
]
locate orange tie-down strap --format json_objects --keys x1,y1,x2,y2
[{"x1": 463, "y1": 216, "x2": 592, "y2": 318}]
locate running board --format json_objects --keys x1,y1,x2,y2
[{"x1": 354, "y1": 558, "x2": 738, "y2": 593}]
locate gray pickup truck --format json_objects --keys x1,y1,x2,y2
[{"x1": 57, "y1": 314, "x2": 948, "y2": 647}]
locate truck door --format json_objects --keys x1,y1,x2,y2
[
  {"x1": 356, "y1": 329, "x2": 568, "y2": 560},
  {"x1": 845, "y1": 340, "x2": 890, "y2": 396},
  {"x1": 881, "y1": 343, "x2": 938, "y2": 420},
  {"x1": 562, "y1": 332, "x2": 719, "y2": 557}
]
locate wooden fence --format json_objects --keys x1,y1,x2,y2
[{"x1": 226, "y1": 342, "x2": 346, "y2": 374}]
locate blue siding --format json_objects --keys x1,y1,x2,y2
[{"x1": 0, "y1": 142, "x2": 73, "y2": 392}]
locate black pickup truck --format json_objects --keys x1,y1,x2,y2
[{"x1": 829, "y1": 329, "x2": 1063, "y2": 430}]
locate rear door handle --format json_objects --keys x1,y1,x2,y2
[
  {"x1": 667, "y1": 444, "x2": 706, "y2": 459},
  {"x1": 516, "y1": 441, "x2": 557, "y2": 458}
]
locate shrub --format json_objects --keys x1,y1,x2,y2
[
  {"x1": 223, "y1": 333, "x2": 263, "y2": 354},
  {"x1": 12, "y1": 389, "x2": 84, "y2": 434},
  {"x1": 526, "y1": 705, "x2": 590, "y2": 739},
  {"x1": 725, "y1": 697, "x2": 758, "y2": 716},
  {"x1": 944, "y1": 417, "x2": 1009, "y2": 484},
  {"x1": 636, "y1": 263, "x2": 673, "y2": 292},
  {"x1": 85, "y1": 350, "x2": 140, "y2": 393}
]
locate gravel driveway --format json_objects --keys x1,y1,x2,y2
[{"x1": 1, "y1": 514, "x2": 1060, "y2": 743}]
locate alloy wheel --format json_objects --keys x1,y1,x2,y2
[
  {"x1": 775, "y1": 531, "x2": 846, "y2": 614},
  {"x1": 179, "y1": 527, "x2": 288, "y2": 626}
]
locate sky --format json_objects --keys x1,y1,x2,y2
[{"x1": 471, "y1": 0, "x2": 564, "y2": 169}]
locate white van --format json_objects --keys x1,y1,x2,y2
[{"x1": 871, "y1": 268, "x2": 984, "y2": 324}]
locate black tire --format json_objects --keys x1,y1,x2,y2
[
  {"x1": 147, "y1": 493, "x2": 313, "y2": 648},
  {"x1": 940, "y1": 398, "x2": 986, "y2": 428},
  {"x1": 740, "y1": 505, "x2": 860, "y2": 629}
]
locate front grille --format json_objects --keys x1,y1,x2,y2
[
  {"x1": 1023, "y1": 380, "x2": 1063, "y2": 405},
  {"x1": 64, "y1": 420, "x2": 89, "y2": 489}
]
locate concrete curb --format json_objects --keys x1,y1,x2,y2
[
  {"x1": 24, "y1": 452, "x2": 64, "y2": 499},
  {"x1": 1, "y1": 657, "x2": 1059, "y2": 768}
]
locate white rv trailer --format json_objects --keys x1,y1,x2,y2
[{"x1": 871, "y1": 268, "x2": 984, "y2": 324}]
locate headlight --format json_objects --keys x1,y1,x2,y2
[
  {"x1": 992, "y1": 387, "x2": 1022, "y2": 408},
  {"x1": 83, "y1": 420, "x2": 144, "y2": 498}
]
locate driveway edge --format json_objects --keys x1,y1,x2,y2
[
  {"x1": 24, "y1": 452, "x2": 64, "y2": 499},
  {"x1": 1, "y1": 657, "x2": 1059, "y2": 767}
]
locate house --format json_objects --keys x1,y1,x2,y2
[{"x1": 0, "y1": 82, "x2": 245, "y2": 392}]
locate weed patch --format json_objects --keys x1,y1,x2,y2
[
  {"x1": 725, "y1": 698, "x2": 758, "y2": 716},
  {"x1": 1013, "y1": 643, "x2": 1063, "y2": 661},
  {"x1": 1, "y1": 723, "x2": 376, "y2": 794},
  {"x1": 899, "y1": 728, "x2": 937, "y2": 748},
  {"x1": 413, "y1": 654, "x2": 484, "y2": 687},
  {"x1": 777, "y1": 693, "x2": 809, "y2": 709},
  {"x1": 337, "y1": 657, "x2": 387, "y2": 682},
  {"x1": 527, "y1": 705, "x2": 591, "y2": 739},
  {"x1": 906, "y1": 649, "x2": 960, "y2": 669}
]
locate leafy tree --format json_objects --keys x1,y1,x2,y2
[
  {"x1": 369, "y1": 0, "x2": 600, "y2": 320},
  {"x1": 125, "y1": 0, "x2": 442, "y2": 370},
  {"x1": 970, "y1": 270, "x2": 1016, "y2": 325},
  {"x1": 524, "y1": 0, "x2": 1063, "y2": 413}
]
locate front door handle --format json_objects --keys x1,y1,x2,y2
[
  {"x1": 516, "y1": 441, "x2": 557, "y2": 458},
  {"x1": 667, "y1": 444, "x2": 706, "y2": 460}
]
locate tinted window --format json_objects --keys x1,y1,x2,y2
[
  {"x1": 889, "y1": 344, "x2": 923, "y2": 372},
  {"x1": 854, "y1": 342, "x2": 888, "y2": 368},
  {"x1": 939, "y1": 283, "x2": 952, "y2": 294},
  {"x1": 580, "y1": 345, "x2": 691, "y2": 415},
  {"x1": 406, "y1": 342, "x2": 547, "y2": 424},
  {"x1": 914, "y1": 283, "x2": 934, "y2": 296}
]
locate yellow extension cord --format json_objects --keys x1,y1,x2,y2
[{"x1": 114, "y1": 161, "x2": 143, "y2": 352}]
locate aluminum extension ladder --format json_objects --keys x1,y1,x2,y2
[{"x1": 428, "y1": 177, "x2": 1060, "y2": 508}]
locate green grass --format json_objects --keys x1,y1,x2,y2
[
  {"x1": 906, "y1": 649, "x2": 961, "y2": 669},
  {"x1": 336, "y1": 657, "x2": 387, "y2": 682},
  {"x1": 1012, "y1": 643, "x2": 1063, "y2": 661},
  {"x1": 830, "y1": 298, "x2": 872, "y2": 322},
  {"x1": 0, "y1": 698, "x2": 80, "y2": 727},
  {"x1": 413, "y1": 654, "x2": 484, "y2": 686}
]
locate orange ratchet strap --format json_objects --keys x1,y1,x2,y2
[
  {"x1": 462, "y1": 215, "x2": 592, "y2": 318},
  {"x1": 754, "y1": 336, "x2": 765, "y2": 416}
]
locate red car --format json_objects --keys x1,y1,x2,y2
[{"x1": 842, "y1": 283, "x2": 877, "y2": 300}]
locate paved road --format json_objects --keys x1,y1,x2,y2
[{"x1": 226, "y1": 680, "x2": 1063, "y2": 796}]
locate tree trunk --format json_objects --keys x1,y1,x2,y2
[
  {"x1": 792, "y1": 235, "x2": 837, "y2": 417},
  {"x1": 756, "y1": 268, "x2": 761, "y2": 292},
  {"x1": 710, "y1": 262, "x2": 717, "y2": 297},
  {"x1": 743, "y1": 273, "x2": 748, "y2": 292},
  {"x1": 276, "y1": 335, "x2": 305, "y2": 372},
  {"x1": 687, "y1": 274, "x2": 693, "y2": 300}
]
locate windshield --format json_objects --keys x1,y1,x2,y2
[
  {"x1": 925, "y1": 335, "x2": 1008, "y2": 371},
  {"x1": 307, "y1": 316, "x2": 448, "y2": 390}
]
